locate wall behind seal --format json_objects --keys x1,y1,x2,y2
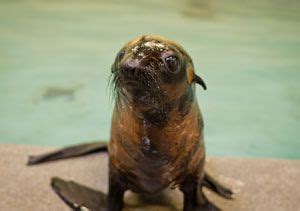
[{"x1": 0, "y1": 0, "x2": 299, "y2": 159}]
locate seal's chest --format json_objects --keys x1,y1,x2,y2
[
  {"x1": 128, "y1": 148, "x2": 187, "y2": 194},
  {"x1": 128, "y1": 151, "x2": 178, "y2": 194},
  {"x1": 138, "y1": 136, "x2": 169, "y2": 167},
  {"x1": 140, "y1": 136, "x2": 158, "y2": 155}
]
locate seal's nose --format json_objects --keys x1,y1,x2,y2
[
  {"x1": 120, "y1": 58, "x2": 140, "y2": 75},
  {"x1": 127, "y1": 58, "x2": 139, "y2": 69}
]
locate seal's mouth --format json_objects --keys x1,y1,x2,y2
[
  {"x1": 110, "y1": 67, "x2": 166, "y2": 107},
  {"x1": 124, "y1": 78, "x2": 146, "y2": 89},
  {"x1": 116, "y1": 67, "x2": 153, "y2": 88},
  {"x1": 125, "y1": 81, "x2": 139, "y2": 87}
]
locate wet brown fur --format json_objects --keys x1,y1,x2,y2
[{"x1": 108, "y1": 35, "x2": 208, "y2": 210}]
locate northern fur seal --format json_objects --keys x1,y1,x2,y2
[{"x1": 28, "y1": 35, "x2": 233, "y2": 210}]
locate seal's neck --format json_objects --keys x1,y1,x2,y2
[{"x1": 115, "y1": 87, "x2": 195, "y2": 127}]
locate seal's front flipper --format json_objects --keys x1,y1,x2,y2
[
  {"x1": 51, "y1": 177, "x2": 107, "y2": 211},
  {"x1": 27, "y1": 142, "x2": 107, "y2": 165},
  {"x1": 203, "y1": 172, "x2": 234, "y2": 199}
]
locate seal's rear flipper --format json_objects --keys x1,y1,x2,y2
[
  {"x1": 203, "y1": 172, "x2": 234, "y2": 199},
  {"x1": 27, "y1": 142, "x2": 107, "y2": 165},
  {"x1": 51, "y1": 177, "x2": 107, "y2": 210}
]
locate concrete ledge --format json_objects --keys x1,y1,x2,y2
[{"x1": 1, "y1": 144, "x2": 299, "y2": 211}]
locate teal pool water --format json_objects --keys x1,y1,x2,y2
[{"x1": 1, "y1": 0, "x2": 299, "y2": 159}]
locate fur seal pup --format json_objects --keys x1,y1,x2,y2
[
  {"x1": 108, "y1": 35, "x2": 209, "y2": 211},
  {"x1": 28, "y1": 35, "x2": 233, "y2": 210}
]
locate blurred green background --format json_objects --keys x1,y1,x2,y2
[{"x1": 0, "y1": 0, "x2": 299, "y2": 159}]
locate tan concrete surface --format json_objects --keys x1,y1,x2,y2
[{"x1": 0, "y1": 144, "x2": 299, "y2": 211}]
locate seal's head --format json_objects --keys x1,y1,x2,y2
[{"x1": 111, "y1": 35, "x2": 206, "y2": 123}]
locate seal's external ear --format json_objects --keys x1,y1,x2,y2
[
  {"x1": 194, "y1": 74, "x2": 207, "y2": 90},
  {"x1": 187, "y1": 65, "x2": 207, "y2": 90}
]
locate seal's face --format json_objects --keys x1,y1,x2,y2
[
  {"x1": 112, "y1": 36, "x2": 189, "y2": 103},
  {"x1": 111, "y1": 35, "x2": 206, "y2": 124}
]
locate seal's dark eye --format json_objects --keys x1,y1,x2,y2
[
  {"x1": 164, "y1": 56, "x2": 179, "y2": 73},
  {"x1": 117, "y1": 50, "x2": 125, "y2": 61}
]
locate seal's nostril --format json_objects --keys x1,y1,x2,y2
[
  {"x1": 127, "y1": 59, "x2": 139, "y2": 69},
  {"x1": 119, "y1": 58, "x2": 141, "y2": 75}
]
